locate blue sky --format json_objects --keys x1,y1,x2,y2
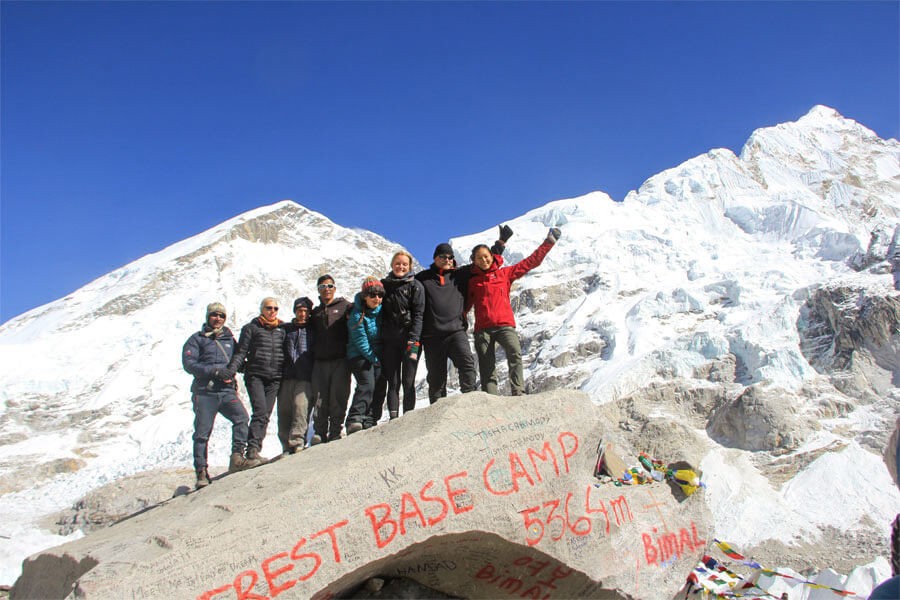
[{"x1": 1, "y1": 1, "x2": 897, "y2": 324}]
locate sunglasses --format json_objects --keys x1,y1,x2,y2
[
  {"x1": 263, "y1": 306, "x2": 279, "y2": 312},
  {"x1": 436, "y1": 254, "x2": 454, "y2": 260},
  {"x1": 317, "y1": 283, "x2": 336, "y2": 291},
  {"x1": 209, "y1": 312, "x2": 226, "y2": 319},
  {"x1": 366, "y1": 291, "x2": 384, "y2": 298}
]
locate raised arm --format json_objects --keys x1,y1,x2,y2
[{"x1": 506, "y1": 228, "x2": 561, "y2": 282}]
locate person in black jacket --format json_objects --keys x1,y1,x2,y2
[
  {"x1": 277, "y1": 296, "x2": 316, "y2": 455},
  {"x1": 371, "y1": 250, "x2": 426, "y2": 421},
  {"x1": 415, "y1": 225, "x2": 511, "y2": 404},
  {"x1": 182, "y1": 302, "x2": 260, "y2": 489},
  {"x1": 310, "y1": 275, "x2": 353, "y2": 443},
  {"x1": 225, "y1": 297, "x2": 286, "y2": 461}
]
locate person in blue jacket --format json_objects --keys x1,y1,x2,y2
[
  {"x1": 345, "y1": 277, "x2": 384, "y2": 433},
  {"x1": 181, "y1": 302, "x2": 260, "y2": 489}
]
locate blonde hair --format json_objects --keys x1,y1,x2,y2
[{"x1": 391, "y1": 250, "x2": 413, "y2": 267}]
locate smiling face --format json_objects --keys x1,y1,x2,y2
[
  {"x1": 207, "y1": 311, "x2": 226, "y2": 328},
  {"x1": 391, "y1": 252, "x2": 411, "y2": 277},
  {"x1": 434, "y1": 252, "x2": 454, "y2": 270},
  {"x1": 473, "y1": 247, "x2": 494, "y2": 271},
  {"x1": 260, "y1": 298, "x2": 279, "y2": 318},
  {"x1": 317, "y1": 279, "x2": 336, "y2": 304},
  {"x1": 364, "y1": 291, "x2": 383, "y2": 309}
]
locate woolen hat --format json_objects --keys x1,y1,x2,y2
[
  {"x1": 361, "y1": 276, "x2": 385, "y2": 294},
  {"x1": 433, "y1": 243, "x2": 454, "y2": 258},
  {"x1": 206, "y1": 302, "x2": 227, "y2": 318},
  {"x1": 293, "y1": 297, "x2": 313, "y2": 311}
]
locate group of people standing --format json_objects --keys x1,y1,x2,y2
[{"x1": 182, "y1": 225, "x2": 561, "y2": 488}]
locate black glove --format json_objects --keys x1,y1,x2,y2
[
  {"x1": 546, "y1": 227, "x2": 561, "y2": 244},
  {"x1": 218, "y1": 367, "x2": 236, "y2": 381},
  {"x1": 498, "y1": 224, "x2": 514, "y2": 243}
]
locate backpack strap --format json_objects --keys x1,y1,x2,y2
[{"x1": 213, "y1": 339, "x2": 230, "y2": 362}]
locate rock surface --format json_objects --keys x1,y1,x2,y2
[
  {"x1": 47, "y1": 468, "x2": 194, "y2": 536},
  {"x1": 12, "y1": 390, "x2": 711, "y2": 599}
]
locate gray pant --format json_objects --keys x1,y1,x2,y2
[
  {"x1": 312, "y1": 358, "x2": 351, "y2": 442},
  {"x1": 277, "y1": 378, "x2": 312, "y2": 453},
  {"x1": 474, "y1": 326, "x2": 524, "y2": 396}
]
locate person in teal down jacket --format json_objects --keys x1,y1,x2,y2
[{"x1": 344, "y1": 276, "x2": 384, "y2": 433}]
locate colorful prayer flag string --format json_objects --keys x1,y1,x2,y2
[{"x1": 697, "y1": 539, "x2": 857, "y2": 597}]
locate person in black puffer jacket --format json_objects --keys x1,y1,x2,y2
[
  {"x1": 278, "y1": 296, "x2": 316, "y2": 455},
  {"x1": 182, "y1": 302, "x2": 260, "y2": 489},
  {"x1": 225, "y1": 297, "x2": 286, "y2": 461},
  {"x1": 371, "y1": 250, "x2": 425, "y2": 421}
]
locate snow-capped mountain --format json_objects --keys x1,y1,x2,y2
[{"x1": 0, "y1": 105, "x2": 898, "y2": 588}]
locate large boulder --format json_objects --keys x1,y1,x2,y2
[
  {"x1": 12, "y1": 390, "x2": 711, "y2": 600},
  {"x1": 48, "y1": 468, "x2": 194, "y2": 535},
  {"x1": 706, "y1": 383, "x2": 818, "y2": 451}
]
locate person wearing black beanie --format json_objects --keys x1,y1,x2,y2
[{"x1": 414, "y1": 224, "x2": 512, "y2": 404}]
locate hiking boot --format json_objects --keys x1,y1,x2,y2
[
  {"x1": 389, "y1": 411, "x2": 399, "y2": 420},
  {"x1": 195, "y1": 468, "x2": 211, "y2": 489},
  {"x1": 347, "y1": 422, "x2": 363, "y2": 434},
  {"x1": 311, "y1": 434, "x2": 322, "y2": 446},
  {"x1": 246, "y1": 447, "x2": 264, "y2": 461},
  {"x1": 229, "y1": 452, "x2": 262, "y2": 472}
]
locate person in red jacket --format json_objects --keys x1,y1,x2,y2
[{"x1": 466, "y1": 227, "x2": 561, "y2": 396}]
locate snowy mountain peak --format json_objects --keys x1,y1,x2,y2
[
  {"x1": 1, "y1": 108, "x2": 898, "y2": 587},
  {"x1": 613, "y1": 107, "x2": 899, "y2": 266}
]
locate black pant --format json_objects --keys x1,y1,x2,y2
[
  {"x1": 312, "y1": 357, "x2": 351, "y2": 442},
  {"x1": 376, "y1": 337, "x2": 419, "y2": 416},
  {"x1": 347, "y1": 356, "x2": 380, "y2": 428},
  {"x1": 422, "y1": 330, "x2": 477, "y2": 403},
  {"x1": 244, "y1": 374, "x2": 280, "y2": 452}
]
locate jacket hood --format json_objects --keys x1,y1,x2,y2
[
  {"x1": 201, "y1": 324, "x2": 235, "y2": 339},
  {"x1": 384, "y1": 270, "x2": 415, "y2": 283}
]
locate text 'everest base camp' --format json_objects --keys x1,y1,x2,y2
[{"x1": 1, "y1": 105, "x2": 898, "y2": 599}]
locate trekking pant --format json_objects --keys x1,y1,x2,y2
[
  {"x1": 347, "y1": 356, "x2": 380, "y2": 429},
  {"x1": 192, "y1": 389, "x2": 249, "y2": 470},
  {"x1": 277, "y1": 378, "x2": 313, "y2": 453},
  {"x1": 244, "y1": 374, "x2": 281, "y2": 453},
  {"x1": 473, "y1": 326, "x2": 524, "y2": 396},
  {"x1": 422, "y1": 330, "x2": 477, "y2": 404},
  {"x1": 380, "y1": 337, "x2": 419, "y2": 415},
  {"x1": 371, "y1": 375, "x2": 387, "y2": 423},
  {"x1": 312, "y1": 358, "x2": 351, "y2": 442}
]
